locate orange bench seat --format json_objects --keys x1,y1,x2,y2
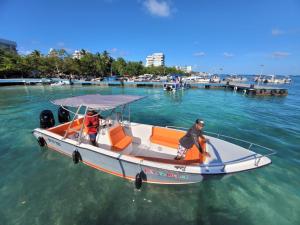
[
  {"x1": 109, "y1": 125, "x2": 132, "y2": 151},
  {"x1": 47, "y1": 118, "x2": 84, "y2": 136},
  {"x1": 150, "y1": 126, "x2": 206, "y2": 162}
]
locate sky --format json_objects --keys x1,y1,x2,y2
[{"x1": 0, "y1": 0, "x2": 300, "y2": 75}]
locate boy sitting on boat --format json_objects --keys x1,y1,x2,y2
[{"x1": 175, "y1": 119, "x2": 210, "y2": 160}]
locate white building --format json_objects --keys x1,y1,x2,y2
[
  {"x1": 0, "y1": 38, "x2": 17, "y2": 54},
  {"x1": 72, "y1": 50, "x2": 85, "y2": 59},
  {"x1": 146, "y1": 53, "x2": 165, "y2": 67},
  {"x1": 175, "y1": 65, "x2": 192, "y2": 73}
]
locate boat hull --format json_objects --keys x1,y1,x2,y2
[{"x1": 33, "y1": 130, "x2": 205, "y2": 184}]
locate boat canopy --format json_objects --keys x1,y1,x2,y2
[{"x1": 52, "y1": 94, "x2": 144, "y2": 110}]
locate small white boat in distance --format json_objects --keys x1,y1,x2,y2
[
  {"x1": 50, "y1": 80, "x2": 71, "y2": 86},
  {"x1": 183, "y1": 75, "x2": 210, "y2": 84},
  {"x1": 254, "y1": 75, "x2": 292, "y2": 84},
  {"x1": 210, "y1": 75, "x2": 221, "y2": 83},
  {"x1": 225, "y1": 75, "x2": 248, "y2": 83},
  {"x1": 33, "y1": 94, "x2": 275, "y2": 186},
  {"x1": 163, "y1": 82, "x2": 190, "y2": 91}
]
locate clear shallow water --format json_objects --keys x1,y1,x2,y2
[{"x1": 0, "y1": 79, "x2": 299, "y2": 225}]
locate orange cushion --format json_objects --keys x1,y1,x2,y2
[
  {"x1": 112, "y1": 136, "x2": 133, "y2": 151},
  {"x1": 150, "y1": 137, "x2": 178, "y2": 149},
  {"x1": 109, "y1": 125, "x2": 132, "y2": 151},
  {"x1": 150, "y1": 127, "x2": 185, "y2": 148},
  {"x1": 48, "y1": 118, "x2": 84, "y2": 136},
  {"x1": 150, "y1": 126, "x2": 206, "y2": 162},
  {"x1": 185, "y1": 139, "x2": 206, "y2": 161}
]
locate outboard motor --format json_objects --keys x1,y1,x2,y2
[
  {"x1": 58, "y1": 106, "x2": 70, "y2": 123},
  {"x1": 40, "y1": 110, "x2": 55, "y2": 129}
]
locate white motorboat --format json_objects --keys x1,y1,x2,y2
[
  {"x1": 210, "y1": 75, "x2": 221, "y2": 83},
  {"x1": 33, "y1": 94, "x2": 275, "y2": 186},
  {"x1": 225, "y1": 75, "x2": 248, "y2": 83},
  {"x1": 163, "y1": 82, "x2": 190, "y2": 92},
  {"x1": 256, "y1": 75, "x2": 292, "y2": 84},
  {"x1": 50, "y1": 80, "x2": 71, "y2": 86},
  {"x1": 183, "y1": 76, "x2": 210, "y2": 84}
]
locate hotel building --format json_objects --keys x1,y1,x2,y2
[
  {"x1": 146, "y1": 53, "x2": 165, "y2": 67},
  {"x1": 0, "y1": 38, "x2": 17, "y2": 54}
]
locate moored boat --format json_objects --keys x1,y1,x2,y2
[
  {"x1": 210, "y1": 75, "x2": 221, "y2": 83},
  {"x1": 254, "y1": 75, "x2": 292, "y2": 84},
  {"x1": 32, "y1": 94, "x2": 275, "y2": 186},
  {"x1": 163, "y1": 82, "x2": 189, "y2": 91}
]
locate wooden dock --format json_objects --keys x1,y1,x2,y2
[
  {"x1": 203, "y1": 82, "x2": 288, "y2": 96},
  {"x1": 0, "y1": 79, "x2": 288, "y2": 96}
]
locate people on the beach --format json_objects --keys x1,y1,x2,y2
[
  {"x1": 175, "y1": 119, "x2": 210, "y2": 160},
  {"x1": 84, "y1": 109, "x2": 100, "y2": 146}
]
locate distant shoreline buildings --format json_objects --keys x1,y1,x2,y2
[
  {"x1": 146, "y1": 53, "x2": 165, "y2": 67},
  {"x1": 0, "y1": 38, "x2": 17, "y2": 54},
  {"x1": 72, "y1": 50, "x2": 88, "y2": 59}
]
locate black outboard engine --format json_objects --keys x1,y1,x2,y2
[
  {"x1": 58, "y1": 106, "x2": 70, "y2": 123},
  {"x1": 40, "y1": 110, "x2": 55, "y2": 129}
]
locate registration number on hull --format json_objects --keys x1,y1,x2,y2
[
  {"x1": 47, "y1": 138, "x2": 61, "y2": 147},
  {"x1": 143, "y1": 168, "x2": 189, "y2": 180}
]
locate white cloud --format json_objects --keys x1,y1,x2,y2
[
  {"x1": 18, "y1": 46, "x2": 33, "y2": 55},
  {"x1": 272, "y1": 28, "x2": 285, "y2": 36},
  {"x1": 19, "y1": 49, "x2": 33, "y2": 55},
  {"x1": 144, "y1": 0, "x2": 171, "y2": 17},
  {"x1": 223, "y1": 52, "x2": 234, "y2": 57},
  {"x1": 272, "y1": 51, "x2": 290, "y2": 58},
  {"x1": 194, "y1": 52, "x2": 205, "y2": 57}
]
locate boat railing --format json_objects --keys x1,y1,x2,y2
[{"x1": 165, "y1": 126, "x2": 277, "y2": 167}]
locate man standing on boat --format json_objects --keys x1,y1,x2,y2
[
  {"x1": 175, "y1": 119, "x2": 209, "y2": 160},
  {"x1": 84, "y1": 109, "x2": 99, "y2": 146}
]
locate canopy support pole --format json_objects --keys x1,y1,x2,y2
[
  {"x1": 63, "y1": 105, "x2": 82, "y2": 139},
  {"x1": 77, "y1": 106, "x2": 89, "y2": 144},
  {"x1": 129, "y1": 105, "x2": 131, "y2": 123}
]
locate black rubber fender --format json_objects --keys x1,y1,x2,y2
[
  {"x1": 37, "y1": 137, "x2": 47, "y2": 147},
  {"x1": 135, "y1": 172, "x2": 143, "y2": 189},
  {"x1": 72, "y1": 150, "x2": 82, "y2": 164}
]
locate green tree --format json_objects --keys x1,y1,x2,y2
[
  {"x1": 125, "y1": 61, "x2": 143, "y2": 76},
  {"x1": 112, "y1": 57, "x2": 127, "y2": 76}
]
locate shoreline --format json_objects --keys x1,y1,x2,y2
[{"x1": 0, "y1": 78, "x2": 289, "y2": 97}]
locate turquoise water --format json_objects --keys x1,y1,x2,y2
[{"x1": 0, "y1": 79, "x2": 299, "y2": 225}]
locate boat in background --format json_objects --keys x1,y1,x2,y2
[
  {"x1": 183, "y1": 75, "x2": 210, "y2": 83},
  {"x1": 210, "y1": 75, "x2": 221, "y2": 83},
  {"x1": 32, "y1": 94, "x2": 275, "y2": 187},
  {"x1": 163, "y1": 82, "x2": 190, "y2": 91},
  {"x1": 225, "y1": 75, "x2": 248, "y2": 83},
  {"x1": 50, "y1": 81, "x2": 66, "y2": 86},
  {"x1": 254, "y1": 75, "x2": 292, "y2": 84}
]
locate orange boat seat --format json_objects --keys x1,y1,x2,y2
[
  {"x1": 109, "y1": 125, "x2": 133, "y2": 151},
  {"x1": 47, "y1": 118, "x2": 84, "y2": 136},
  {"x1": 150, "y1": 127, "x2": 185, "y2": 148},
  {"x1": 150, "y1": 126, "x2": 206, "y2": 162}
]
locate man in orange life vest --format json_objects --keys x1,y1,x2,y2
[{"x1": 84, "y1": 109, "x2": 100, "y2": 146}]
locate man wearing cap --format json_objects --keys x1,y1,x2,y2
[
  {"x1": 84, "y1": 109, "x2": 100, "y2": 146},
  {"x1": 175, "y1": 119, "x2": 209, "y2": 160}
]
